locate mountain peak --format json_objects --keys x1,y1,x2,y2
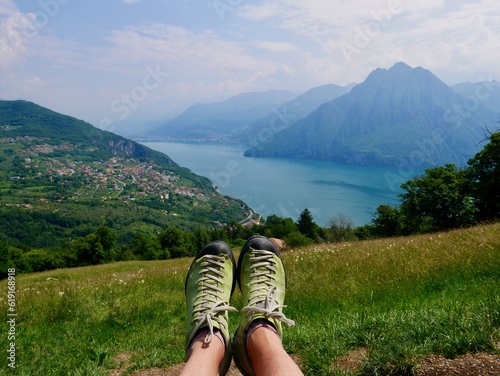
[
  {"x1": 368, "y1": 62, "x2": 429, "y2": 80},
  {"x1": 245, "y1": 63, "x2": 495, "y2": 168},
  {"x1": 355, "y1": 61, "x2": 449, "y2": 101},
  {"x1": 389, "y1": 61, "x2": 413, "y2": 71}
]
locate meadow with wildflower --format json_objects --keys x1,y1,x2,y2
[{"x1": 1, "y1": 223, "x2": 499, "y2": 375}]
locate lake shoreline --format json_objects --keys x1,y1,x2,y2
[{"x1": 143, "y1": 142, "x2": 414, "y2": 227}]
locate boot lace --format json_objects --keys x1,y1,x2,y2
[
  {"x1": 191, "y1": 254, "x2": 237, "y2": 344},
  {"x1": 242, "y1": 249, "x2": 295, "y2": 327}
]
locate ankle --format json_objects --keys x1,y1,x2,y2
[
  {"x1": 246, "y1": 320, "x2": 286, "y2": 367},
  {"x1": 187, "y1": 328, "x2": 226, "y2": 360},
  {"x1": 181, "y1": 329, "x2": 226, "y2": 376},
  {"x1": 247, "y1": 318, "x2": 279, "y2": 342}
]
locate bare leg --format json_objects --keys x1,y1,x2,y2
[
  {"x1": 247, "y1": 326, "x2": 303, "y2": 376},
  {"x1": 179, "y1": 331, "x2": 225, "y2": 376}
]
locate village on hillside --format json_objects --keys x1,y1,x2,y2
[{"x1": 0, "y1": 135, "x2": 231, "y2": 208}]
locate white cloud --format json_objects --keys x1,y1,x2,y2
[
  {"x1": 0, "y1": 2, "x2": 34, "y2": 68},
  {"x1": 0, "y1": 0, "x2": 78, "y2": 69},
  {"x1": 380, "y1": 1, "x2": 500, "y2": 81},
  {"x1": 252, "y1": 40, "x2": 297, "y2": 52},
  {"x1": 236, "y1": 2, "x2": 282, "y2": 21},
  {"x1": 0, "y1": 0, "x2": 17, "y2": 15},
  {"x1": 96, "y1": 23, "x2": 285, "y2": 82},
  {"x1": 237, "y1": 0, "x2": 500, "y2": 85},
  {"x1": 239, "y1": 0, "x2": 448, "y2": 40}
]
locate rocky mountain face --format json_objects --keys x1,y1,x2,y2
[
  {"x1": 242, "y1": 83, "x2": 356, "y2": 148},
  {"x1": 245, "y1": 62, "x2": 500, "y2": 167}
]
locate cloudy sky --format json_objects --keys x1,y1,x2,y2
[{"x1": 1, "y1": 0, "x2": 500, "y2": 135}]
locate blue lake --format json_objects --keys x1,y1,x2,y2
[{"x1": 144, "y1": 142, "x2": 418, "y2": 227}]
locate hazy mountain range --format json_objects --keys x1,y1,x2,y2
[
  {"x1": 148, "y1": 62, "x2": 500, "y2": 168},
  {"x1": 149, "y1": 84, "x2": 356, "y2": 142},
  {"x1": 150, "y1": 89, "x2": 297, "y2": 142}
]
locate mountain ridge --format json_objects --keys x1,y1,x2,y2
[
  {"x1": 150, "y1": 89, "x2": 297, "y2": 142},
  {"x1": 243, "y1": 83, "x2": 356, "y2": 147},
  {"x1": 244, "y1": 62, "x2": 500, "y2": 167},
  {"x1": 1, "y1": 100, "x2": 178, "y2": 166}
]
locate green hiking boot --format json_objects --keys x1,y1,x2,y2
[
  {"x1": 185, "y1": 241, "x2": 237, "y2": 375},
  {"x1": 233, "y1": 236, "x2": 295, "y2": 376}
]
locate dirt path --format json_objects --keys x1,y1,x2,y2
[
  {"x1": 415, "y1": 353, "x2": 500, "y2": 376},
  {"x1": 110, "y1": 358, "x2": 243, "y2": 376},
  {"x1": 110, "y1": 352, "x2": 500, "y2": 376},
  {"x1": 333, "y1": 350, "x2": 500, "y2": 376}
]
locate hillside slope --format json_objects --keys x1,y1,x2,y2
[
  {"x1": 0, "y1": 100, "x2": 251, "y2": 248},
  {"x1": 452, "y1": 80, "x2": 500, "y2": 115},
  {"x1": 244, "y1": 83, "x2": 355, "y2": 148},
  {"x1": 5, "y1": 222, "x2": 500, "y2": 375},
  {"x1": 0, "y1": 100, "x2": 176, "y2": 165}
]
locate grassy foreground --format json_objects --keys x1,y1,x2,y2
[{"x1": 1, "y1": 223, "x2": 500, "y2": 375}]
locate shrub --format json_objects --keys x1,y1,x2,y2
[
  {"x1": 284, "y1": 231, "x2": 314, "y2": 247},
  {"x1": 23, "y1": 249, "x2": 64, "y2": 272}
]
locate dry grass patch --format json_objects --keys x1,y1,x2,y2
[
  {"x1": 415, "y1": 353, "x2": 500, "y2": 376},
  {"x1": 331, "y1": 348, "x2": 368, "y2": 373}
]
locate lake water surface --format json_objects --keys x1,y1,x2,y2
[{"x1": 144, "y1": 142, "x2": 415, "y2": 226}]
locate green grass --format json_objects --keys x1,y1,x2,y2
[{"x1": 1, "y1": 224, "x2": 500, "y2": 375}]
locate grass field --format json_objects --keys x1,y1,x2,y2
[{"x1": 1, "y1": 223, "x2": 500, "y2": 375}]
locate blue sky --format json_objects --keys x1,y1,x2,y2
[{"x1": 1, "y1": 0, "x2": 500, "y2": 135}]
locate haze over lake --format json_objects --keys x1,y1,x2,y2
[{"x1": 145, "y1": 142, "x2": 418, "y2": 226}]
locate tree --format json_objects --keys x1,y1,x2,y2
[
  {"x1": 355, "y1": 224, "x2": 376, "y2": 240},
  {"x1": 192, "y1": 227, "x2": 211, "y2": 251},
  {"x1": 72, "y1": 233, "x2": 106, "y2": 265},
  {"x1": 262, "y1": 215, "x2": 297, "y2": 239},
  {"x1": 131, "y1": 233, "x2": 163, "y2": 260},
  {"x1": 465, "y1": 131, "x2": 500, "y2": 221},
  {"x1": 95, "y1": 226, "x2": 117, "y2": 260},
  {"x1": 158, "y1": 227, "x2": 192, "y2": 259},
  {"x1": 0, "y1": 242, "x2": 29, "y2": 278},
  {"x1": 327, "y1": 214, "x2": 356, "y2": 242},
  {"x1": 226, "y1": 220, "x2": 253, "y2": 241},
  {"x1": 399, "y1": 164, "x2": 475, "y2": 233},
  {"x1": 296, "y1": 208, "x2": 318, "y2": 240},
  {"x1": 372, "y1": 205, "x2": 403, "y2": 237}
]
